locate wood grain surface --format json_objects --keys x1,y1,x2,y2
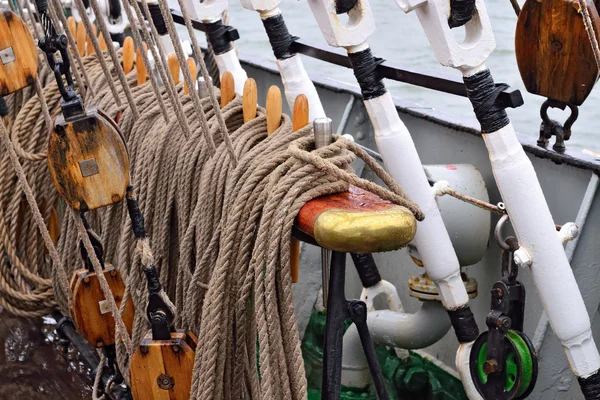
[{"x1": 0, "y1": 11, "x2": 38, "y2": 95}]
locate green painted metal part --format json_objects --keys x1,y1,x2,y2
[
  {"x1": 473, "y1": 330, "x2": 534, "y2": 398},
  {"x1": 301, "y1": 307, "x2": 467, "y2": 399}
]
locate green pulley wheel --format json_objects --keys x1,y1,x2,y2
[{"x1": 469, "y1": 330, "x2": 538, "y2": 399}]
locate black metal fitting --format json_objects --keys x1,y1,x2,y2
[
  {"x1": 350, "y1": 253, "x2": 382, "y2": 288},
  {"x1": 335, "y1": 0, "x2": 358, "y2": 13},
  {"x1": 538, "y1": 99, "x2": 579, "y2": 153},
  {"x1": 322, "y1": 251, "x2": 389, "y2": 400},
  {"x1": 204, "y1": 19, "x2": 239, "y2": 55}
]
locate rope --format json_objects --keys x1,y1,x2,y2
[{"x1": 576, "y1": 0, "x2": 600, "y2": 69}]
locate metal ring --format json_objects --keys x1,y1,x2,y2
[{"x1": 494, "y1": 214, "x2": 511, "y2": 251}]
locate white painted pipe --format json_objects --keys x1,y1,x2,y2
[
  {"x1": 364, "y1": 91, "x2": 469, "y2": 310},
  {"x1": 480, "y1": 115, "x2": 600, "y2": 378},
  {"x1": 215, "y1": 48, "x2": 248, "y2": 94},
  {"x1": 456, "y1": 341, "x2": 484, "y2": 400},
  {"x1": 341, "y1": 301, "x2": 451, "y2": 388}
]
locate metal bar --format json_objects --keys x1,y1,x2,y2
[
  {"x1": 169, "y1": 10, "x2": 523, "y2": 107},
  {"x1": 322, "y1": 251, "x2": 348, "y2": 400},
  {"x1": 53, "y1": 311, "x2": 133, "y2": 400}
]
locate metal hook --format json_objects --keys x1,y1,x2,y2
[
  {"x1": 538, "y1": 99, "x2": 579, "y2": 152},
  {"x1": 494, "y1": 214, "x2": 511, "y2": 251}
]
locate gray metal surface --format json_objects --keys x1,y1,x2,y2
[{"x1": 238, "y1": 55, "x2": 599, "y2": 399}]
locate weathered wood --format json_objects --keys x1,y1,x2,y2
[
  {"x1": 71, "y1": 265, "x2": 135, "y2": 347},
  {"x1": 136, "y1": 43, "x2": 147, "y2": 85},
  {"x1": 243, "y1": 78, "x2": 257, "y2": 122},
  {"x1": 123, "y1": 36, "x2": 134, "y2": 74},
  {"x1": 76, "y1": 20, "x2": 86, "y2": 57},
  {"x1": 168, "y1": 53, "x2": 180, "y2": 85},
  {"x1": 296, "y1": 186, "x2": 417, "y2": 253},
  {"x1": 130, "y1": 331, "x2": 198, "y2": 400},
  {"x1": 221, "y1": 71, "x2": 235, "y2": 108},
  {"x1": 516, "y1": 0, "x2": 600, "y2": 105},
  {"x1": 0, "y1": 11, "x2": 38, "y2": 96},
  {"x1": 47, "y1": 107, "x2": 130, "y2": 211},
  {"x1": 184, "y1": 57, "x2": 197, "y2": 95},
  {"x1": 86, "y1": 24, "x2": 97, "y2": 56},
  {"x1": 266, "y1": 85, "x2": 282, "y2": 135},
  {"x1": 290, "y1": 94, "x2": 309, "y2": 283}
]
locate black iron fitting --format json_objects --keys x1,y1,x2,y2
[
  {"x1": 204, "y1": 19, "x2": 239, "y2": 55},
  {"x1": 79, "y1": 213, "x2": 105, "y2": 272},
  {"x1": 145, "y1": 266, "x2": 173, "y2": 340}
]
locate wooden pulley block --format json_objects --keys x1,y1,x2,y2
[
  {"x1": 516, "y1": 0, "x2": 600, "y2": 105},
  {"x1": 47, "y1": 107, "x2": 130, "y2": 211},
  {"x1": 70, "y1": 265, "x2": 134, "y2": 347},
  {"x1": 130, "y1": 330, "x2": 198, "y2": 399},
  {"x1": 0, "y1": 11, "x2": 38, "y2": 95}
]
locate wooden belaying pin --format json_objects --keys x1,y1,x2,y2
[
  {"x1": 122, "y1": 36, "x2": 134, "y2": 75},
  {"x1": 266, "y1": 85, "x2": 282, "y2": 135},
  {"x1": 136, "y1": 43, "x2": 147, "y2": 86},
  {"x1": 242, "y1": 78, "x2": 257, "y2": 123},
  {"x1": 76, "y1": 21, "x2": 86, "y2": 56},
  {"x1": 98, "y1": 32, "x2": 107, "y2": 52},
  {"x1": 290, "y1": 94, "x2": 309, "y2": 283},
  {"x1": 86, "y1": 24, "x2": 97, "y2": 56},
  {"x1": 67, "y1": 16, "x2": 77, "y2": 38},
  {"x1": 168, "y1": 53, "x2": 180, "y2": 85},
  {"x1": 184, "y1": 57, "x2": 197, "y2": 95},
  {"x1": 221, "y1": 71, "x2": 235, "y2": 108}
]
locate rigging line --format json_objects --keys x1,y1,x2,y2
[
  {"x1": 72, "y1": 0, "x2": 122, "y2": 107},
  {"x1": 117, "y1": 0, "x2": 170, "y2": 121},
  {"x1": 153, "y1": 0, "x2": 220, "y2": 154},
  {"x1": 158, "y1": 0, "x2": 237, "y2": 162},
  {"x1": 577, "y1": 0, "x2": 600, "y2": 69},
  {"x1": 132, "y1": 0, "x2": 193, "y2": 137},
  {"x1": 87, "y1": 0, "x2": 139, "y2": 118}
]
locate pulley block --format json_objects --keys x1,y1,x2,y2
[
  {"x1": 129, "y1": 330, "x2": 198, "y2": 399},
  {"x1": 70, "y1": 265, "x2": 134, "y2": 348},
  {"x1": 470, "y1": 330, "x2": 538, "y2": 399},
  {"x1": 47, "y1": 107, "x2": 130, "y2": 211},
  {"x1": 0, "y1": 10, "x2": 38, "y2": 95}
]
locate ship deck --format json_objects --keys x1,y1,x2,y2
[{"x1": 0, "y1": 307, "x2": 92, "y2": 399}]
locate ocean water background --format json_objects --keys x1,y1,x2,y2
[{"x1": 174, "y1": 0, "x2": 600, "y2": 153}]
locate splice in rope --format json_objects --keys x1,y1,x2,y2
[{"x1": 470, "y1": 217, "x2": 538, "y2": 400}]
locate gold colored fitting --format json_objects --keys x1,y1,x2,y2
[{"x1": 313, "y1": 205, "x2": 417, "y2": 253}]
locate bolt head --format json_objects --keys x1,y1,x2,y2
[
  {"x1": 513, "y1": 248, "x2": 532, "y2": 268},
  {"x1": 483, "y1": 359, "x2": 498, "y2": 375}
]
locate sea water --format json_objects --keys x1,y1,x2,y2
[{"x1": 174, "y1": 0, "x2": 600, "y2": 153}]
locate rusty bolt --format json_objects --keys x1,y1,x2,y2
[
  {"x1": 96, "y1": 340, "x2": 104, "y2": 348},
  {"x1": 172, "y1": 345, "x2": 180, "y2": 353},
  {"x1": 140, "y1": 345, "x2": 149, "y2": 354},
  {"x1": 492, "y1": 287, "x2": 504, "y2": 298},
  {"x1": 157, "y1": 374, "x2": 174, "y2": 390},
  {"x1": 83, "y1": 276, "x2": 91, "y2": 284},
  {"x1": 109, "y1": 270, "x2": 117, "y2": 277},
  {"x1": 483, "y1": 359, "x2": 498, "y2": 375},
  {"x1": 497, "y1": 316, "x2": 512, "y2": 329}
]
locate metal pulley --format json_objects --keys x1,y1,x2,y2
[{"x1": 470, "y1": 218, "x2": 538, "y2": 399}]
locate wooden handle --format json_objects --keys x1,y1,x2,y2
[
  {"x1": 86, "y1": 23, "x2": 97, "y2": 56},
  {"x1": 76, "y1": 21, "x2": 86, "y2": 56},
  {"x1": 290, "y1": 94, "x2": 309, "y2": 283},
  {"x1": 184, "y1": 57, "x2": 197, "y2": 95},
  {"x1": 168, "y1": 54, "x2": 180, "y2": 85},
  {"x1": 220, "y1": 71, "x2": 235, "y2": 108},
  {"x1": 136, "y1": 43, "x2": 147, "y2": 85},
  {"x1": 67, "y1": 16, "x2": 77, "y2": 38},
  {"x1": 266, "y1": 86, "x2": 282, "y2": 136},
  {"x1": 98, "y1": 32, "x2": 108, "y2": 51},
  {"x1": 122, "y1": 36, "x2": 134, "y2": 74},
  {"x1": 242, "y1": 78, "x2": 257, "y2": 123}
]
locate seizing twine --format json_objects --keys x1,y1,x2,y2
[{"x1": 0, "y1": 4, "x2": 423, "y2": 399}]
